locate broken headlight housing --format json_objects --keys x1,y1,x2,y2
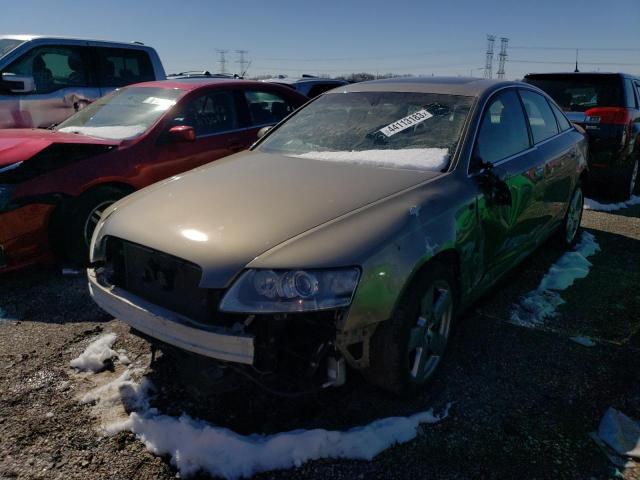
[{"x1": 220, "y1": 268, "x2": 360, "y2": 313}]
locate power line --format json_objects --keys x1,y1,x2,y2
[
  {"x1": 509, "y1": 59, "x2": 640, "y2": 66},
  {"x1": 510, "y1": 45, "x2": 640, "y2": 52},
  {"x1": 236, "y1": 50, "x2": 249, "y2": 76},
  {"x1": 252, "y1": 48, "x2": 478, "y2": 62}
]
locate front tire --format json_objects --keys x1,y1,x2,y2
[
  {"x1": 65, "y1": 186, "x2": 128, "y2": 265},
  {"x1": 365, "y1": 262, "x2": 457, "y2": 396}
]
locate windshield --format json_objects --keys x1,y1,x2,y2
[
  {"x1": 526, "y1": 75, "x2": 623, "y2": 112},
  {"x1": 0, "y1": 39, "x2": 25, "y2": 58},
  {"x1": 258, "y1": 91, "x2": 474, "y2": 171},
  {"x1": 56, "y1": 86, "x2": 184, "y2": 140}
]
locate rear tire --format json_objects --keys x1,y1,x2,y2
[
  {"x1": 609, "y1": 160, "x2": 638, "y2": 201},
  {"x1": 364, "y1": 261, "x2": 457, "y2": 396},
  {"x1": 65, "y1": 186, "x2": 128, "y2": 265}
]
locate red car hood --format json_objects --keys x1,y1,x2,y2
[{"x1": 0, "y1": 129, "x2": 119, "y2": 168}]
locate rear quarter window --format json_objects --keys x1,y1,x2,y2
[{"x1": 96, "y1": 47, "x2": 155, "y2": 88}]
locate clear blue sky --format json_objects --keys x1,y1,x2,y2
[{"x1": 2, "y1": 0, "x2": 639, "y2": 79}]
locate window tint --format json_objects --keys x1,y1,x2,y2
[
  {"x1": 525, "y1": 75, "x2": 623, "y2": 111},
  {"x1": 244, "y1": 90, "x2": 296, "y2": 126},
  {"x1": 96, "y1": 47, "x2": 154, "y2": 88},
  {"x1": 173, "y1": 91, "x2": 239, "y2": 136},
  {"x1": 5, "y1": 45, "x2": 88, "y2": 93},
  {"x1": 549, "y1": 100, "x2": 572, "y2": 131},
  {"x1": 520, "y1": 90, "x2": 559, "y2": 143},
  {"x1": 475, "y1": 90, "x2": 530, "y2": 165},
  {"x1": 624, "y1": 79, "x2": 637, "y2": 108}
]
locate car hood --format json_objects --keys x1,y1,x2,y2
[
  {"x1": 0, "y1": 129, "x2": 119, "y2": 168},
  {"x1": 100, "y1": 151, "x2": 441, "y2": 288}
]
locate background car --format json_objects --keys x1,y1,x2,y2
[
  {"x1": 0, "y1": 78, "x2": 307, "y2": 272},
  {"x1": 262, "y1": 74, "x2": 348, "y2": 98},
  {"x1": 0, "y1": 35, "x2": 166, "y2": 129},
  {"x1": 88, "y1": 77, "x2": 587, "y2": 396},
  {"x1": 524, "y1": 72, "x2": 640, "y2": 200}
]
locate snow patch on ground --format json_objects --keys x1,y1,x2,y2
[
  {"x1": 584, "y1": 195, "x2": 640, "y2": 212},
  {"x1": 73, "y1": 335, "x2": 450, "y2": 479},
  {"x1": 107, "y1": 406, "x2": 449, "y2": 479},
  {"x1": 292, "y1": 148, "x2": 449, "y2": 171},
  {"x1": 510, "y1": 232, "x2": 600, "y2": 328},
  {"x1": 70, "y1": 333, "x2": 130, "y2": 373}
]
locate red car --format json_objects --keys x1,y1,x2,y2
[{"x1": 0, "y1": 79, "x2": 307, "y2": 272}]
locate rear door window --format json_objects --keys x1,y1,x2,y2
[
  {"x1": 95, "y1": 47, "x2": 154, "y2": 88},
  {"x1": 244, "y1": 90, "x2": 296, "y2": 126},
  {"x1": 4, "y1": 45, "x2": 90, "y2": 93},
  {"x1": 519, "y1": 90, "x2": 559, "y2": 143},
  {"x1": 475, "y1": 89, "x2": 530, "y2": 165},
  {"x1": 173, "y1": 90, "x2": 239, "y2": 136}
]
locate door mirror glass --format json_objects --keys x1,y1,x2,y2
[
  {"x1": 1, "y1": 72, "x2": 35, "y2": 93},
  {"x1": 257, "y1": 126, "x2": 272, "y2": 139},
  {"x1": 167, "y1": 125, "x2": 196, "y2": 143}
]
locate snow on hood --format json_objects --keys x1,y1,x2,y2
[
  {"x1": 292, "y1": 148, "x2": 449, "y2": 171},
  {"x1": 510, "y1": 231, "x2": 600, "y2": 328},
  {"x1": 57, "y1": 125, "x2": 147, "y2": 140},
  {"x1": 584, "y1": 195, "x2": 640, "y2": 212}
]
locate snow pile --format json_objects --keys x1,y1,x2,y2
[
  {"x1": 292, "y1": 148, "x2": 449, "y2": 171},
  {"x1": 107, "y1": 405, "x2": 449, "y2": 479},
  {"x1": 58, "y1": 125, "x2": 146, "y2": 140},
  {"x1": 70, "y1": 333, "x2": 130, "y2": 372},
  {"x1": 73, "y1": 335, "x2": 450, "y2": 479},
  {"x1": 584, "y1": 195, "x2": 640, "y2": 212},
  {"x1": 597, "y1": 407, "x2": 640, "y2": 459},
  {"x1": 510, "y1": 232, "x2": 600, "y2": 328}
]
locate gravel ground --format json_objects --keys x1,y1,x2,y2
[{"x1": 1, "y1": 203, "x2": 639, "y2": 480}]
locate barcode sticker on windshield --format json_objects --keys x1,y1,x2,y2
[{"x1": 379, "y1": 109, "x2": 433, "y2": 137}]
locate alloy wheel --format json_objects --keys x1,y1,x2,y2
[
  {"x1": 407, "y1": 280, "x2": 453, "y2": 383},
  {"x1": 565, "y1": 187, "x2": 583, "y2": 245},
  {"x1": 83, "y1": 201, "x2": 115, "y2": 248}
]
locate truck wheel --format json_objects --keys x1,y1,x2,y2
[
  {"x1": 365, "y1": 261, "x2": 457, "y2": 396},
  {"x1": 65, "y1": 186, "x2": 128, "y2": 265}
]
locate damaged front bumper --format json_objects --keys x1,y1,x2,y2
[{"x1": 88, "y1": 268, "x2": 255, "y2": 365}]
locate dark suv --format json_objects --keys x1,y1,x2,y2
[{"x1": 524, "y1": 73, "x2": 639, "y2": 200}]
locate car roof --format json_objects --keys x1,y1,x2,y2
[
  {"x1": 262, "y1": 77, "x2": 347, "y2": 85},
  {"x1": 335, "y1": 76, "x2": 518, "y2": 97},
  {"x1": 126, "y1": 78, "x2": 300, "y2": 92},
  {"x1": 0, "y1": 34, "x2": 147, "y2": 45},
  {"x1": 524, "y1": 72, "x2": 637, "y2": 79}
]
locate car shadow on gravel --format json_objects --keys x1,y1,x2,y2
[{"x1": 0, "y1": 267, "x2": 110, "y2": 324}]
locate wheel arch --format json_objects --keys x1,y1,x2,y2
[{"x1": 48, "y1": 182, "x2": 136, "y2": 259}]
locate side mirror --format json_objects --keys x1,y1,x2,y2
[
  {"x1": 1, "y1": 73, "x2": 35, "y2": 93},
  {"x1": 257, "y1": 126, "x2": 272, "y2": 139},
  {"x1": 166, "y1": 125, "x2": 196, "y2": 143}
]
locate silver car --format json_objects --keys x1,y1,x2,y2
[{"x1": 0, "y1": 35, "x2": 165, "y2": 128}]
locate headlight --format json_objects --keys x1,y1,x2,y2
[
  {"x1": 220, "y1": 268, "x2": 360, "y2": 313},
  {"x1": 0, "y1": 184, "x2": 16, "y2": 212}
]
